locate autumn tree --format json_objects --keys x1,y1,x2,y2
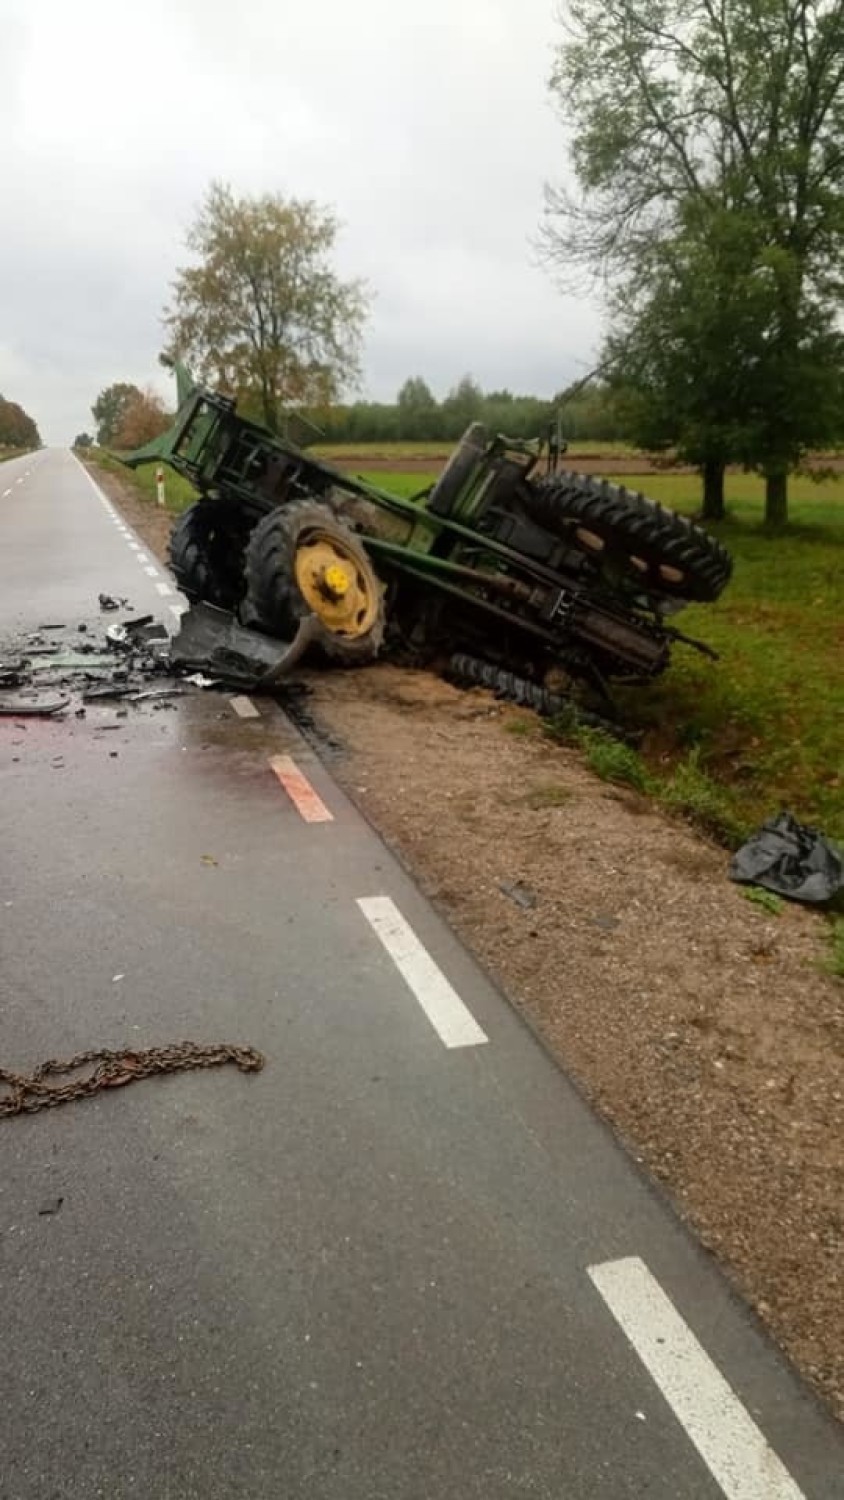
[
  {"x1": 92, "y1": 382, "x2": 143, "y2": 446},
  {"x1": 162, "y1": 182, "x2": 369, "y2": 433},
  {"x1": 545, "y1": 0, "x2": 844, "y2": 524},
  {"x1": 0, "y1": 397, "x2": 40, "y2": 449},
  {"x1": 112, "y1": 388, "x2": 171, "y2": 449}
]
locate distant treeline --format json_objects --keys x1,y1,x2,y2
[
  {"x1": 0, "y1": 396, "x2": 40, "y2": 449},
  {"x1": 89, "y1": 373, "x2": 627, "y2": 452},
  {"x1": 306, "y1": 376, "x2": 625, "y2": 446}
]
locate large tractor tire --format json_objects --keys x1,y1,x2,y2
[
  {"x1": 242, "y1": 499, "x2": 386, "y2": 664},
  {"x1": 527, "y1": 473, "x2": 732, "y2": 603},
  {"x1": 168, "y1": 501, "x2": 247, "y2": 610}
]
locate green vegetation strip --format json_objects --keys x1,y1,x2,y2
[{"x1": 92, "y1": 448, "x2": 198, "y2": 513}]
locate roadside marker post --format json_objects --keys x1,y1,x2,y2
[{"x1": 156, "y1": 466, "x2": 166, "y2": 506}]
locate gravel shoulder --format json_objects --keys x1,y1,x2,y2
[{"x1": 94, "y1": 460, "x2": 844, "y2": 1423}]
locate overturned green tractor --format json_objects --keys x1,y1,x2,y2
[{"x1": 124, "y1": 368, "x2": 732, "y2": 702}]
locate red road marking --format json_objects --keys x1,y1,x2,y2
[{"x1": 269, "y1": 755, "x2": 333, "y2": 823}]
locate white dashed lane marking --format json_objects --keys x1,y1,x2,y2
[
  {"x1": 357, "y1": 896, "x2": 489, "y2": 1050},
  {"x1": 155, "y1": 581, "x2": 174, "y2": 597},
  {"x1": 143, "y1": 565, "x2": 159, "y2": 578},
  {"x1": 587, "y1": 1258, "x2": 806, "y2": 1500}
]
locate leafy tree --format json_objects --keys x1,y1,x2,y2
[
  {"x1": 397, "y1": 377, "x2": 435, "y2": 409},
  {"x1": 163, "y1": 182, "x2": 369, "y2": 433},
  {"x1": 545, "y1": 0, "x2": 844, "y2": 523},
  {"x1": 441, "y1": 375, "x2": 484, "y2": 438},
  {"x1": 396, "y1": 376, "x2": 438, "y2": 440},
  {"x1": 0, "y1": 397, "x2": 40, "y2": 448},
  {"x1": 73, "y1": 433, "x2": 94, "y2": 449},
  {"x1": 92, "y1": 382, "x2": 143, "y2": 447},
  {"x1": 112, "y1": 388, "x2": 171, "y2": 449},
  {"x1": 603, "y1": 208, "x2": 844, "y2": 516},
  {"x1": 308, "y1": 378, "x2": 619, "y2": 445}
]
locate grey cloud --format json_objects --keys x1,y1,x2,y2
[{"x1": 1, "y1": 0, "x2": 600, "y2": 442}]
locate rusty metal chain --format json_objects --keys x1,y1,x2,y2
[{"x1": 0, "y1": 1041, "x2": 265, "y2": 1117}]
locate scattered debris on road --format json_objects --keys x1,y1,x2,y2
[
  {"x1": 37, "y1": 1197, "x2": 64, "y2": 1217},
  {"x1": 0, "y1": 659, "x2": 26, "y2": 687},
  {"x1": 0, "y1": 602, "x2": 178, "y2": 720},
  {"x1": 0, "y1": 1041, "x2": 265, "y2": 1117},
  {"x1": 0, "y1": 694, "x2": 70, "y2": 717},
  {"x1": 498, "y1": 878, "x2": 539, "y2": 910}
]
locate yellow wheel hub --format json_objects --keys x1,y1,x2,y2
[{"x1": 294, "y1": 531, "x2": 379, "y2": 638}]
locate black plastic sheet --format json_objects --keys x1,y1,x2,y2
[{"x1": 729, "y1": 812, "x2": 844, "y2": 904}]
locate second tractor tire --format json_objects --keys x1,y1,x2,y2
[{"x1": 168, "y1": 501, "x2": 247, "y2": 610}]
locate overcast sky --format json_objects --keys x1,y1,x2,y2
[{"x1": 0, "y1": 0, "x2": 601, "y2": 443}]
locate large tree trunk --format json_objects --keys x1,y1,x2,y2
[
  {"x1": 765, "y1": 470, "x2": 788, "y2": 526},
  {"x1": 701, "y1": 460, "x2": 725, "y2": 521}
]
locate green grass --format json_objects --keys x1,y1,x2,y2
[
  {"x1": 657, "y1": 746, "x2": 751, "y2": 846},
  {"x1": 545, "y1": 717, "x2": 749, "y2": 844},
  {"x1": 610, "y1": 472, "x2": 844, "y2": 843},
  {"x1": 576, "y1": 728, "x2": 652, "y2": 792},
  {"x1": 742, "y1": 886, "x2": 785, "y2": 915},
  {"x1": 91, "y1": 448, "x2": 199, "y2": 513}
]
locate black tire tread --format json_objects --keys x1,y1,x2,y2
[
  {"x1": 528, "y1": 472, "x2": 732, "y2": 602},
  {"x1": 168, "y1": 501, "x2": 246, "y2": 609}
]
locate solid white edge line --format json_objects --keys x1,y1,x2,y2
[
  {"x1": 230, "y1": 695, "x2": 260, "y2": 719},
  {"x1": 357, "y1": 896, "x2": 488, "y2": 1049},
  {"x1": 587, "y1": 1258, "x2": 806, "y2": 1500}
]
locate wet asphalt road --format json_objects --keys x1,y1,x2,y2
[{"x1": 1, "y1": 449, "x2": 842, "y2": 1500}]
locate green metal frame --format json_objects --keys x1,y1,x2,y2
[
  {"x1": 124, "y1": 369, "x2": 554, "y2": 582},
  {"x1": 123, "y1": 368, "x2": 675, "y2": 683}
]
